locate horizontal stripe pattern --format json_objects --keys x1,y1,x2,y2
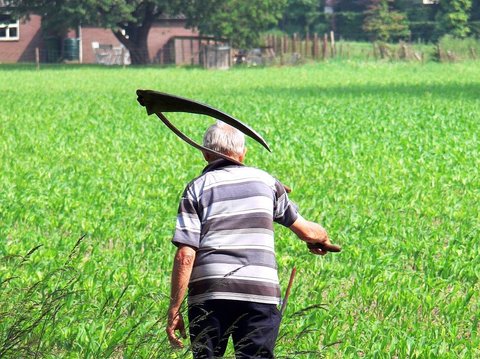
[
  {"x1": 190, "y1": 263, "x2": 279, "y2": 282},
  {"x1": 197, "y1": 230, "x2": 274, "y2": 249},
  {"x1": 189, "y1": 278, "x2": 281, "y2": 298},
  {"x1": 188, "y1": 292, "x2": 280, "y2": 305},
  {"x1": 172, "y1": 159, "x2": 298, "y2": 305},
  {"x1": 202, "y1": 195, "x2": 274, "y2": 221},
  {"x1": 203, "y1": 213, "x2": 274, "y2": 234},
  {"x1": 194, "y1": 248, "x2": 276, "y2": 268}
]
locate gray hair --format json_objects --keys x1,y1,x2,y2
[{"x1": 203, "y1": 121, "x2": 245, "y2": 156}]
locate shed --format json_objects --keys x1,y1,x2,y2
[{"x1": 162, "y1": 35, "x2": 231, "y2": 69}]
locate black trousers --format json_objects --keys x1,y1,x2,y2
[{"x1": 188, "y1": 299, "x2": 282, "y2": 359}]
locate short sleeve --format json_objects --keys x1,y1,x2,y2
[
  {"x1": 172, "y1": 184, "x2": 201, "y2": 249},
  {"x1": 273, "y1": 181, "x2": 299, "y2": 227}
]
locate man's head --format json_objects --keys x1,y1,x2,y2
[{"x1": 202, "y1": 121, "x2": 247, "y2": 163}]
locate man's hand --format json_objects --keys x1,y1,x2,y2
[
  {"x1": 307, "y1": 238, "x2": 341, "y2": 255},
  {"x1": 166, "y1": 309, "x2": 187, "y2": 348},
  {"x1": 289, "y1": 216, "x2": 341, "y2": 254},
  {"x1": 167, "y1": 245, "x2": 196, "y2": 348}
]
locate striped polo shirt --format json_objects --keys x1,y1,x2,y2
[{"x1": 172, "y1": 159, "x2": 298, "y2": 305}]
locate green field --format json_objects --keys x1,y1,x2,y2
[{"x1": 1, "y1": 62, "x2": 479, "y2": 358}]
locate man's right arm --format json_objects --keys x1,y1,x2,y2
[
  {"x1": 289, "y1": 216, "x2": 335, "y2": 255},
  {"x1": 166, "y1": 245, "x2": 196, "y2": 348}
]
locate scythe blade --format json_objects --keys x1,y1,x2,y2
[
  {"x1": 137, "y1": 89, "x2": 292, "y2": 192},
  {"x1": 136, "y1": 89, "x2": 271, "y2": 152}
]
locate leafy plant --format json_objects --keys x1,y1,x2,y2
[
  {"x1": 0, "y1": 62, "x2": 479, "y2": 357},
  {"x1": 363, "y1": 0, "x2": 411, "y2": 42},
  {"x1": 435, "y1": 0, "x2": 473, "y2": 38}
]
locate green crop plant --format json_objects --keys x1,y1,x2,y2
[{"x1": 0, "y1": 62, "x2": 479, "y2": 358}]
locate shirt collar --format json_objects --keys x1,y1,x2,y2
[{"x1": 202, "y1": 158, "x2": 243, "y2": 174}]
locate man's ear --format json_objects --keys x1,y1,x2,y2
[
  {"x1": 202, "y1": 151, "x2": 211, "y2": 162},
  {"x1": 239, "y1": 147, "x2": 247, "y2": 163}
]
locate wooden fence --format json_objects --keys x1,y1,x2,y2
[
  {"x1": 264, "y1": 32, "x2": 338, "y2": 63},
  {"x1": 262, "y1": 32, "x2": 480, "y2": 64}
]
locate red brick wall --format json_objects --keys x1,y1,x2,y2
[
  {"x1": 0, "y1": 17, "x2": 200, "y2": 64},
  {"x1": 80, "y1": 27, "x2": 120, "y2": 64},
  {"x1": 148, "y1": 20, "x2": 198, "y2": 64},
  {"x1": 0, "y1": 15, "x2": 42, "y2": 63},
  {"x1": 81, "y1": 19, "x2": 199, "y2": 64}
]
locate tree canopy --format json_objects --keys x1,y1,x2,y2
[
  {"x1": 363, "y1": 0, "x2": 410, "y2": 42},
  {"x1": 276, "y1": 0, "x2": 479, "y2": 42},
  {"x1": 436, "y1": 0, "x2": 473, "y2": 38},
  {"x1": 5, "y1": 0, "x2": 480, "y2": 65},
  {"x1": 183, "y1": 0, "x2": 287, "y2": 49},
  {"x1": 8, "y1": 0, "x2": 287, "y2": 63},
  {"x1": 9, "y1": 0, "x2": 181, "y2": 64}
]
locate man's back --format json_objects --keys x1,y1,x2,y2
[
  {"x1": 166, "y1": 122, "x2": 337, "y2": 357},
  {"x1": 173, "y1": 159, "x2": 298, "y2": 306}
]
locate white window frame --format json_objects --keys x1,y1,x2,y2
[{"x1": 0, "y1": 19, "x2": 19, "y2": 41}]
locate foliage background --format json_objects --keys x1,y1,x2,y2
[{"x1": 0, "y1": 62, "x2": 479, "y2": 358}]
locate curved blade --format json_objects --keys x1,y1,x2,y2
[
  {"x1": 156, "y1": 111, "x2": 244, "y2": 166},
  {"x1": 136, "y1": 89, "x2": 271, "y2": 152}
]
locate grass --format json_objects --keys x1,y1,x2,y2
[{"x1": 0, "y1": 61, "x2": 479, "y2": 358}]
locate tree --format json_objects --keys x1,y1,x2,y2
[
  {"x1": 333, "y1": 0, "x2": 368, "y2": 40},
  {"x1": 363, "y1": 0, "x2": 410, "y2": 42},
  {"x1": 471, "y1": 0, "x2": 480, "y2": 36},
  {"x1": 278, "y1": 0, "x2": 326, "y2": 36},
  {"x1": 8, "y1": 0, "x2": 181, "y2": 64},
  {"x1": 182, "y1": 0, "x2": 287, "y2": 49},
  {"x1": 436, "y1": 0, "x2": 472, "y2": 38},
  {"x1": 396, "y1": 0, "x2": 440, "y2": 42}
]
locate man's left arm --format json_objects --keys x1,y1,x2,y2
[{"x1": 166, "y1": 245, "x2": 196, "y2": 348}]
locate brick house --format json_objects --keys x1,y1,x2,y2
[
  {"x1": 80, "y1": 17, "x2": 202, "y2": 65},
  {"x1": 0, "y1": 14, "x2": 42, "y2": 63},
  {"x1": 0, "y1": 11, "x2": 206, "y2": 65}
]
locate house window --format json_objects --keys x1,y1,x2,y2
[{"x1": 0, "y1": 17, "x2": 19, "y2": 41}]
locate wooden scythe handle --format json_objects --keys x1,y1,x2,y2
[
  {"x1": 281, "y1": 267, "x2": 297, "y2": 315},
  {"x1": 308, "y1": 242, "x2": 342, "y2": 252}
]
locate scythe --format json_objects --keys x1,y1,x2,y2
[
  {"x1": 136, "y1": 89, "x2": 270, "y2": 167},
  {"x1": 136, "y1": 89, "x2": 341, "y2": 255}
]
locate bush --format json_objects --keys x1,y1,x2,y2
[{"x1": 436, "y1": 34, "x2": 480, "y2": 61}]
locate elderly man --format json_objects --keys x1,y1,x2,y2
[{"x1": 167, "y1": 121, "x2": 336, "y2": 358}]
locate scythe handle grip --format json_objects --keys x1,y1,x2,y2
[{"x1": 307, "y1": 242, "x2": 342, "y2": 252}]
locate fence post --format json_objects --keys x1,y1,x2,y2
[
  {"x1": 198, "y1": 37, "x2": 202, "y2": 66},
  {"x1": 280, "y1": 35, "x2": 285, "y2": 65},
  {"x1": 305, "y1": 32, "x2": 310, "y2": 59},
  {"x1": 330, "y1": 31, "x2": 335, "y2": 57},
  {"x1": 322, "y1": 33, "x2": 328, "y2": 60},
  {"x1": 190, "y1": 38, "x2": 194, "y2": 65},
  {"x1": 470, "y1": 47, "x2": 477, "y2": 60},
  {"x1": 203, "y1": 43, "x2": 207, "y2": 68},
  {"x1": 313, "y1": 33, "x2": 319, "y2": 60},
  {"x1": 292, "y1": 33, "x2": 297, "y2": 54},
  {"x1": 35, "y1": 47, "x2": 40, "y2": 70},
  {"x1": 182, "y1": 39, "x2": 186, "y2": 64}
]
